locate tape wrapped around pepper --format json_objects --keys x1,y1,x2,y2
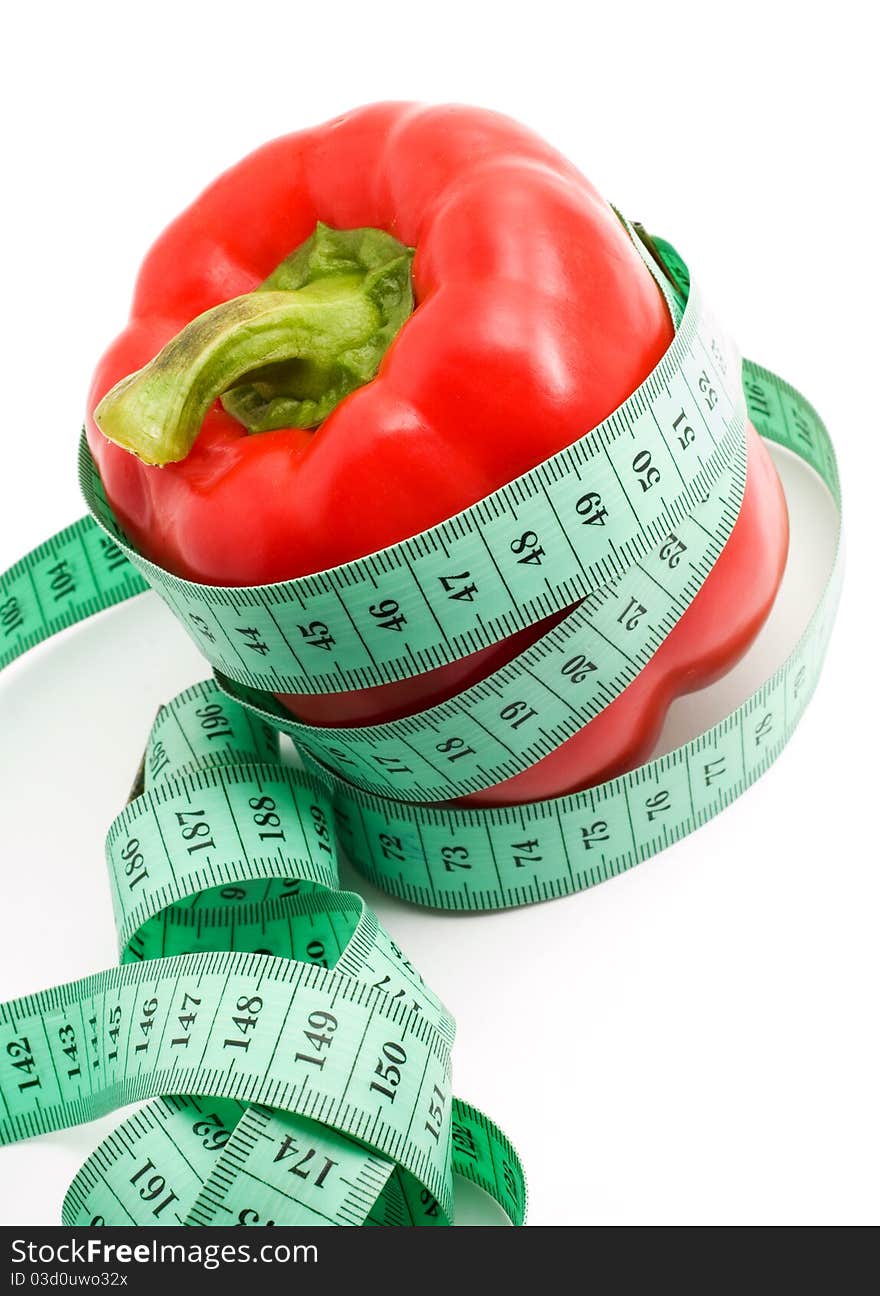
[
  {"x1": 0, "y1": 102, "x2": 843, "y2": 1224},
  {"x1": 88, "y1": 102, "x2": 788, "y2": 805}
]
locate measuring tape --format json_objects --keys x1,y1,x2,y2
[
  {"x1": 1, "y1": 679, "x2": 525, "y2": 1225},
  {"x1": 0, "y1": 231, "x2": 841, "y2": 1222}
]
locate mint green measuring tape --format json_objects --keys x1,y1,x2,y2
[
  {"x1": 1, "y1": 678, "x2": 524, "y2": 1225},
  {"x1": 0, "y1": 230, "x2": 841, "y2": 1224}
]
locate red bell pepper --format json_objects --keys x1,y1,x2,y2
[{"x1": 87, "y1": 102, "x2": 788, "y2": 806}]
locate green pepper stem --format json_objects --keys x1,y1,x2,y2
[{"x1": 95, "y1": 225, "x2": 414, "y2": 466}]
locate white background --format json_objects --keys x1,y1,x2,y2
[{"x1": 0, "y1": 0, "x2": 876, "y2": 1227}]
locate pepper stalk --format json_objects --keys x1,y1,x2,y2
[{"x1": 95, "y1": 224, "x2": 415, "y2": 466}]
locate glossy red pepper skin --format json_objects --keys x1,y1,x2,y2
[{"x1": 86, "y1": 103, "x2": 788, "y2": 806}]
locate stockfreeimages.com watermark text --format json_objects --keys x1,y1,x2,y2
[{"x1": 10, "y1": 1238, "x2": 317, "y2": 1273}]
